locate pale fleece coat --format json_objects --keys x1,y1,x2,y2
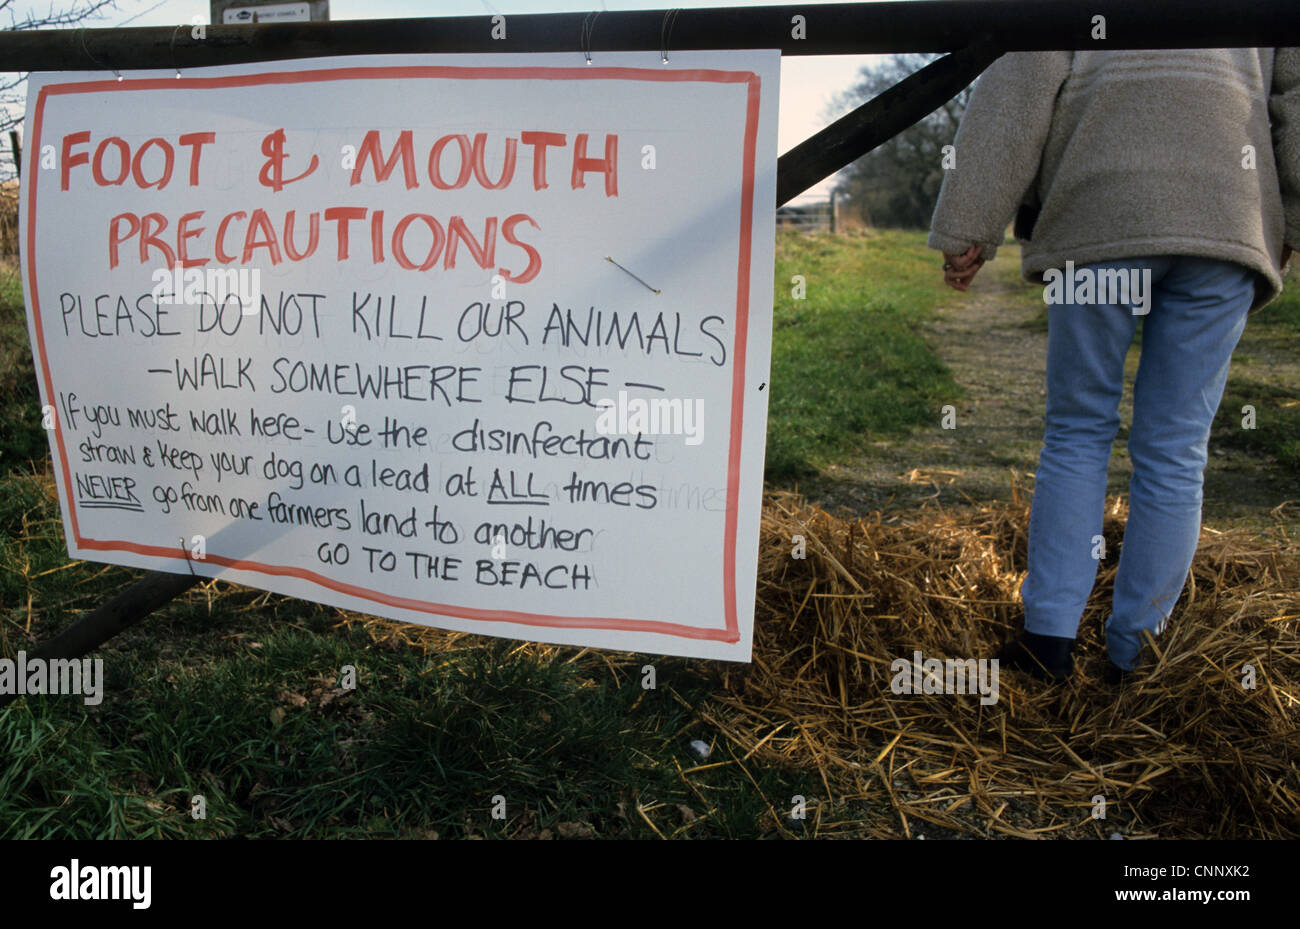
[{"x1": 928, "y1": 48, "x2": 1300, "y2": 311}]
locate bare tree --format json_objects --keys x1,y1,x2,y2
[
  {"x1": 828, "y1": 54, "x2": 974, "y2": 229},
  {"x1": 1, "y1": 1, "x2": 124, "y2": 180}
]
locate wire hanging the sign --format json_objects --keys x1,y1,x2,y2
[
  {"x1": 580, "y1": 10, "x2": 602, "y2": 64},
  {"x1": 661, "y1": 8, "x2": 681, "y2": 64}
]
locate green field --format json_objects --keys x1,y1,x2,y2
[
  {"x1": 1214, "y1": 289, "x2": 1300, "y2": 469},
  {"x1": 767, "y1": 229, "x2": 961, "y2": 476}
]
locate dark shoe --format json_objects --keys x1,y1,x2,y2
[{"x1": 997, "y1": 630, "x2": 1075, "y2": 682}]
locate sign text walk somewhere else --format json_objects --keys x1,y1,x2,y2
[{"x1": 21, "y1": 51, "x2": 779, "y2": 661}]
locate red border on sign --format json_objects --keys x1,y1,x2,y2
[{"x1": 25, "y1": 64, "x2": 763, "y2": 644}]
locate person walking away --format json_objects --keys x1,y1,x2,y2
[{"x1": 928, "y1": 48, "x2": 1299, "y2": 682}]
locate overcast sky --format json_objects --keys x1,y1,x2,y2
[{"x1": 5, "y1": 0, "x2": 904, "y2": 200}]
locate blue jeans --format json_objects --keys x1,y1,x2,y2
[{"x1": 1020, "y1": 255, "x2": 1255, "y2": 670}]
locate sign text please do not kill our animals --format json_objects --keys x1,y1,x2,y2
[{"x1": 21, "y1": 51, "x2": 779, "y2": 661}]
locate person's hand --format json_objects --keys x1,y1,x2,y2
[{"x1": 943, "y1": 245, "x2": 985, "y2": 291}]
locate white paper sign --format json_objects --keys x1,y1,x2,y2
[{"x1": 20, "y1": 51, "x2": 778, "y2": 661}]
